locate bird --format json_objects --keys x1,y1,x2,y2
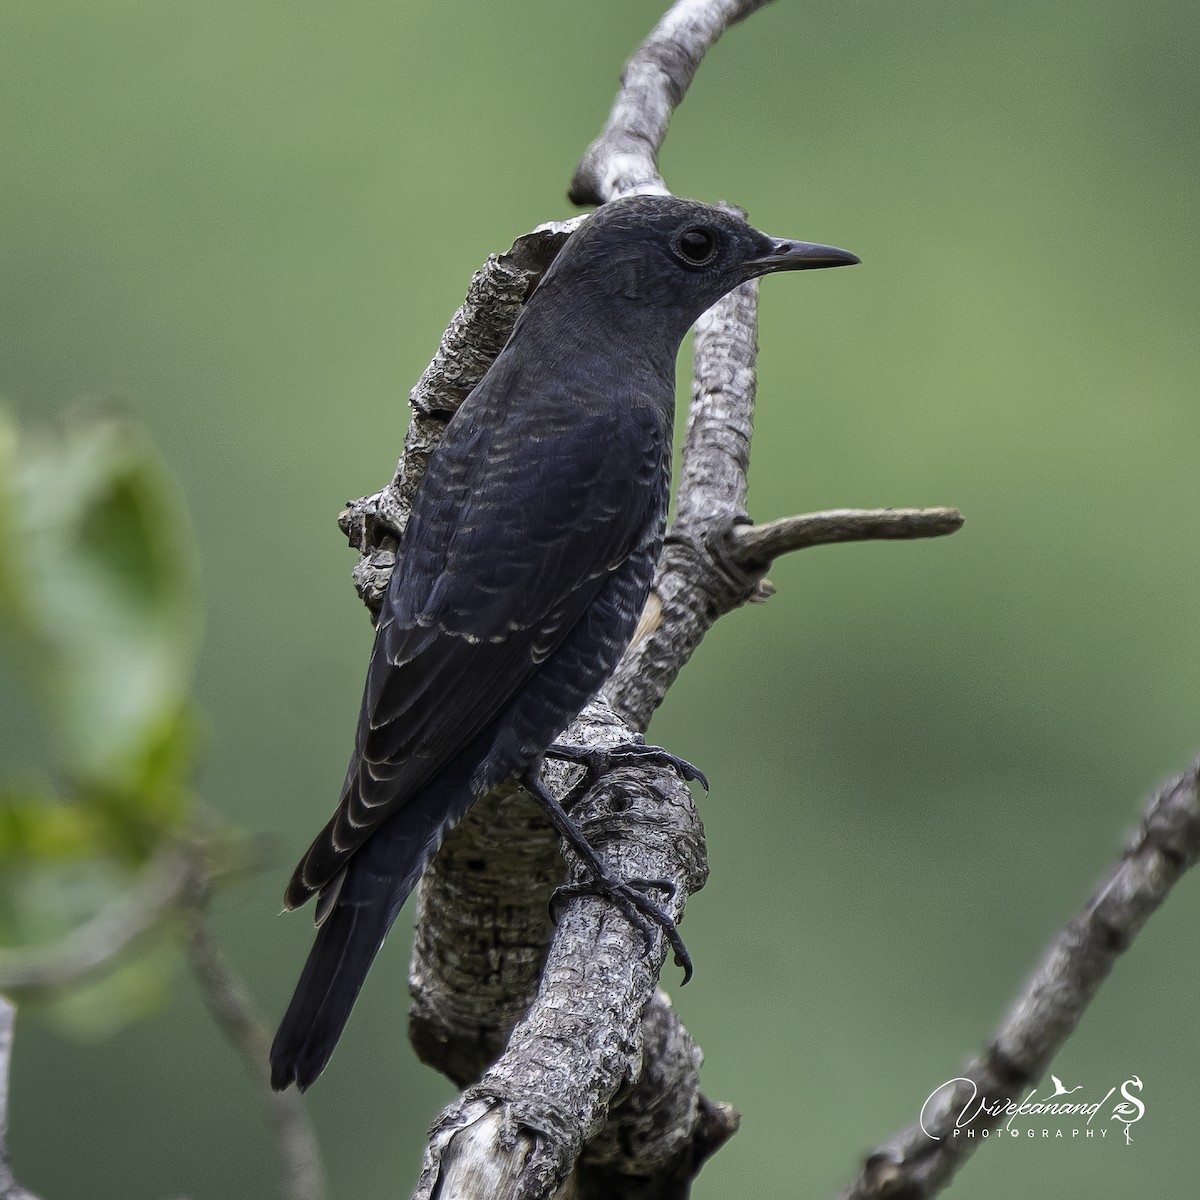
[
  {"x1": 270, "y1": 194, "x2": 859, "y2": 1091},
  {"x1": 1048, "y1": 1074, "x2": 1083, "y2": 1097}
]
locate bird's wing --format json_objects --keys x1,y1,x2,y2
[{"x1": 286, "y1": 384, "x2": 667, "y2": 903}]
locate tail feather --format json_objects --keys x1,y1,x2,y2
[
  {"x1": 270, "y1": 793, "x2": 459, "y2": 1091},
  {"x1": 270, "y1": 887, "x2": 389, "y2": 1091}
]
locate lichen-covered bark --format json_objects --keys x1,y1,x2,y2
[
  {"x1": 606, "y1": 269, "x2": 768, "y2": 730},
  {"x1": 354, "y1": 7, "x2": 786, "y2": 1197},
  {"x1": 338, "y1": 221, "x2": 580, "y2": 617}
]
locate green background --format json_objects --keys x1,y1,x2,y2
[{"x1": 2, "y1": 0, "x2": 1197, "y2": 1196}]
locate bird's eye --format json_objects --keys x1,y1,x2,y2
[{"x1": 674, "y1": 226, "x2": 718, "y2": 266}]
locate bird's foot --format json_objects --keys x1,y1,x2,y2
[
  {"x1": 522, "y1": 770, "x2": 694, "y2": 985},
  {"x1": 550, "y1": 873, "x2": 693, "y2": 985},
  {"x1": 546, "y1": 740, "x2": 709, "y2": 793}
]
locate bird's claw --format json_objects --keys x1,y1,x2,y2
[
  {"x1": 549, "y1": 873, "x2": 693, "y2": 985},
  {"x1": 546, "y1": 740, "x2": 709, "y2": 793}
]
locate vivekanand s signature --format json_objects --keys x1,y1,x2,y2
[{"x1": 919, "y1": 1074, "x2": 1146, "y2": 1145}]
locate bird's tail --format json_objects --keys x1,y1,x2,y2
[{"x1": 269, "y1": 794, "x2": 457, "y2": 1092}]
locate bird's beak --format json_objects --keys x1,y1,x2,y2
[{"x1": 748, "y1": 238, "x2": 861, "y2": 273}]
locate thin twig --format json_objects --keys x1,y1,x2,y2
[
  {"x1": 181, "y1": 872, "x2": 324, "y2": 1200},
  {"x1": 730, "y1": 506, "x2": 964, "y2": 565},
  {"x1": 0, "y1": 849, "x2": 192, "y2": 993},
  {"x1": 838, "y1": 760, "x2": 1200, "y2": 1199},
  {"x1": 1, "y1": 837, "x2": 322, "y2": 1200}
]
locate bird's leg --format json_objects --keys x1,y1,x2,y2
[
  {"x1": 521, "y1": 771, "x2": 693, "y2": 984},
  {"x1": 545, "y1": 740, "x2": 709, "y2": 793}
]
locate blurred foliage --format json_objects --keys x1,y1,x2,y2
[
  {"x1": 1, "y1": 1, "x2": 1198, "y2": 1199},
  {"x1": 0, "y1": 409, "x2": 200, "y2": 801},
  {"x1": 41, "y1": 941, "x2": 180, "y2": 1043},
  {"x1": 0, "y1": 408, "x2": 201, "y2": 1033}
]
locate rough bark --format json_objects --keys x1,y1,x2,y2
[{"x1": 339, "y1": 220, "x2": 581, "y2": 617}]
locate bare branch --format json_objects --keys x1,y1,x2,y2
[
  {"x1": 418, "y1": 1107, "x2": 529, "y2": 1200},
  {"x1": 569, "y1": 0, "x2": 776, "y2": 206},
  {"x1": 325, "y1": 2, "x2": 958, "y2": 1195},
  {"x1": 606, "y1": 297, "x2": 963, "y2": 729},
  {"x1": 730, "y1": 506, "x2": 964, "y2": 565},
  {"x1": 181, "y1": 872, "x2": 325, "y2": 1200},
  {"x1": 579, "y1": 994, "x2": 742, "y2": 1194},
  {"x1": 672, "y1": 272, "x2": 759, "y2": 529},
  {"x1": 0, "y1": 999, "x2": 41, "y2": 1200},
  {"x1": 404, "y1": 2, "x2": 788, "y2": 1192},
  {"x1": 0, "y1": 839, "x2": 321, "y2": 1200},
  {"x1": 839, "y1": 759, "x2": 1200, "y2": 1200},
  {"x1": 605, "y1": 264, "x2": 766, "y2": 728},
  {"x1": 415, "y1": 757, "x2": 706, "y2": 1200}
]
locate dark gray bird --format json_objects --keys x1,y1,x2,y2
[{"x1": 270, "y1": 195, "x2": 858, "y2": 1091}]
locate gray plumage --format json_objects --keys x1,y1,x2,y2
[{"x1": 270, "y1": 195, "x2": 858, "y2": 1091}]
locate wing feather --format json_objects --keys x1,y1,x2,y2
[{"x1": 287, "y1": 372, "x2": 668, "y2": 903}]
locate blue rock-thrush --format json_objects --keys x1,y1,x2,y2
[{"x1": 270, "y1": 195, "x2": 858, "y2": 1090}]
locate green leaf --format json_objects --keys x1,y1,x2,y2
[
  {"x1": 1, "y1": 407, "x2": 203, "y2": 799},
  {"x1": 0, "y1": 783, "x2": 106, "y2": 863},
  {"x1": 0, "y1": 408, "x2": 38, "y2": 643}
]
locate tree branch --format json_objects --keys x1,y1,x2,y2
[
  {"x1": 339, "y1": 220, "x2": 581, "y2": 615},
  {"x1": 729, "y1": 506, "x2": 963, "y2": 565},
  {"x1": 181, "y1": 868, "x2": 324, "y2": 1200},
  {"x1": 0, "y1": 849, "x2": 192, "y2": 993},
  {"x1": 325, "y1": 2, "x2": 960, "y2": 1196},
  {"x1": 0, "y1": 999, "x2": 40, "y2": 1200},
  {"x1": 0, "y1": 840, "x2": 323, "y2": 1200},
  {"x1": 415, "y1": 756, "x2": 707, "y2": 1200},
  {"x1": 569, "y1": 0, "x2": 775, "y2": 206},
  {"x1": 605, "y1": 268, "x2": 770, "y2": 728},
  {"x1": 838, "y1": 759, "x2": 1200, "y2": 1199}
]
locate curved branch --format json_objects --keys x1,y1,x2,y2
[
  {"x1": 0, "y1": 840, "x2": 323, "y2": 1200},
  {"x1": 0, "y1": 848, "x2": 191, "y2": 993},
  {"x1": 569, "y1": 0, "x2": 776, "y2": 206},
  {"x1": 605, "y1": 264, "x2": 766, "y2": 727},
  {"x1": 607, "y1": 320, "x2": 964, "y2": 725},
  {"x1": 839, "y1": 759, "x2": 1200, "y2": 1199},
  {"x1": 181, "y1": 873, "x2": 324, "y2": 1200},
  {"x1": 401, "y1": 3, "x2": 790, "y2": 1194}
]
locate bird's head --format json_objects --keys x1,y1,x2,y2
[{"x1": 532, "y1": 194, "x2": 859, "y2": 347}]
